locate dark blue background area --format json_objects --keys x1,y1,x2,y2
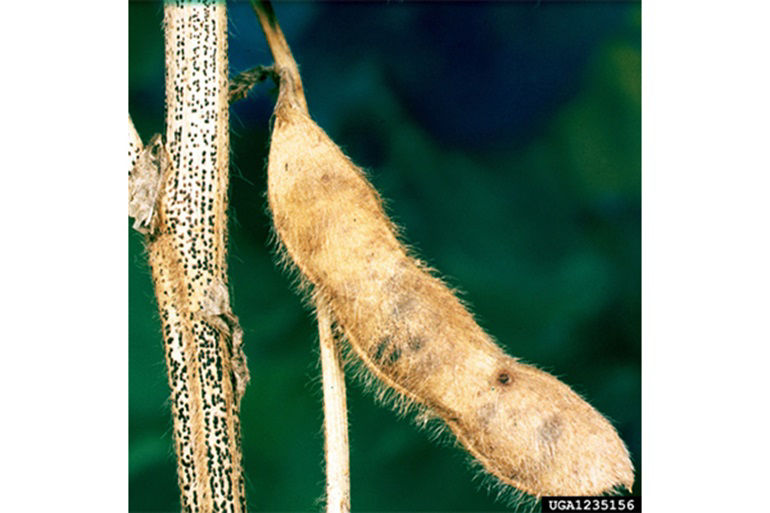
[{"x1": 130, "y1": 2, "x2": 640, "y2": 511}]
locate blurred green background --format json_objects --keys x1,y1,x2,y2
[{"x1": 129, "y1": 1, "x2": 640, "y2": 511}]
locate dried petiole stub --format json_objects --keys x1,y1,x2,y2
[{"x1": 254, "y1": 0, "x2": 633, "y2": 500}]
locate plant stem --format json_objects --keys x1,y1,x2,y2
[
  {"x1": 318, "y1": 304, "x2": 351, "y2": 513},
  {"x1": 250, "y1": 0, "x2": 308, "y2": 113},
  {"x1": 128, "y1": 114, "x2": 142, "y2": 176},
  {"x1": 135, "y1": 2, "x2": 249, "y2": 511}
]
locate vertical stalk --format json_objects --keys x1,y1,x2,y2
[
  {"x1": 250, "y1": 0, "x2": 308, "y2": 113},
  {"x1": 318, "y1": 305, "x2": 351, "y2": 513},
  {"x1": 142, "y1": 1, "x2": 248, "y2": 511},
  {"x1": 128, "y1": 114, "x2": 142, "y2": 176}
]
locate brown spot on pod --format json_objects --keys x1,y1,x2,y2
[
  {"x1": 373, "y1": 336, "x2": 391, "y2": 362},
  {"x1": 387, "y1": 346, "x2": 402, "y2": 365},
  {"x1": 496, "y1": 370, "x2": 513, "y2": 386},
  {"x1": 539, "y1": 415, "x2": 563, "y2": 444},
  {"x1": 407, "y1": 336, "x2": 425, "y2": 352},
  {"x1": 476, "y1": 402, "x2": 497, "y2": 426}
]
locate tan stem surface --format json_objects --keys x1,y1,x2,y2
[
  {"x1": 138, "y1": 2, "x2": 250, "y2": 512},
  {"x1": 250, "y1": 0, "x2": 308, "y2": 113},
  {"x1": 128, "y1": 114, "x2": 142, "y2": 175},
  {"x1": 318, "y1": 305, "x2": 351, "y2": 513}
]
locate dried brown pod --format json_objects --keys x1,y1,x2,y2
[{"x1": 254, "y1": 0, "x2": 633, "y2": 500}]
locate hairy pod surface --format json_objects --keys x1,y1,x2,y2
[{"x1": 265, "y1": 68, "x2": 633, "y2": 498}]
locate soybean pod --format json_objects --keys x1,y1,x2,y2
[{"x1": 254, "y1": 0, "x2": 633, "y2": 500}]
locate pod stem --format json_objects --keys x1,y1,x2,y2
[
  {"x1": 250, "y1": 0, "x2": 309, "y2": 113},
  {"x1": 317, "y1": 303, "x2": 351, "y2": 513}
]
